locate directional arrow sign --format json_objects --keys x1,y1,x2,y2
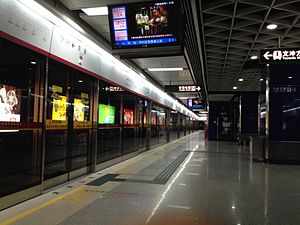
[
  {"x1": 263, "y1": 51, "x2": 272, "y2": 60},
  {"x1": 164, "y1": 85, "x2": 202, "y2": 93},
  {"x1": 260, "y1": 48, "x2": 300, "y2": 64}
]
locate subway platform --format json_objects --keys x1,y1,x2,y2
[{"x1": 1, "y1": 131, "x2": 300, "y2": 225}]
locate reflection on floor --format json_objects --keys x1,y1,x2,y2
[{"x1": 1, "y1": 131, "x2": 300, "y2": 225}]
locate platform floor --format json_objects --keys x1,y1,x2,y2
[{"x1": 1, "y1": 131, "x2": 300, "y2": 225}]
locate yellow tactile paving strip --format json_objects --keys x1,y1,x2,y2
[{"x1": 0, "y1": 186, "x2": 84, "y2": 225}]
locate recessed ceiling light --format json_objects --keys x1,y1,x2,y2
[
  {"x1": 233, "y1": 86, "x2": 237, "y2": 90},
  {"x1": 82, "y1": 7, "x2": 108, "y2": 16},
  {"x1": 288, "y1": 76, "x2": 293, "y2": 79},
  {"x1": 148, "y1": 68, "x2": 183, "y2": 72},
  {"x1": 30, "y1": 61, "x2": 36, "y2": 64},
  {"x1": 267, "y1": 24, "x2": 277, "y2": 30},
  {"x1": 232, "y1": 206, "x2": 236, "y2": 209},
  {"x1": 78, "y1": 80, "x2": 83, "y2": 83},
  {"x1": 267, "y1": 64, "x2": 270, "y2": 67},
  {"x1": 250, "y1": 56, "x2": 258, "y2": 60},
  {"x1": 238, "y1": 78, "x2": 244, "y2": 82},
  {"x1": 260, "y1": 78, "x2": 264, "y2": 81}
]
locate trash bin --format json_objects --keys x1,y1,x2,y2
[{"x1": 250, "y1": 136, "x2": 265, "y2": 162}]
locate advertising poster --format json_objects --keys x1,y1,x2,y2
[
  {"x1": 0, "y1": 84, "x2": 21, "y2": 122},
  {"x1": 124, "y1": 108, "x2": 134, "y2": 124},
  {"x1": 158, "y1": 113, "x2": 165, "y2": 125},
  {"x1": 98, "y1": 104, "x2": 115, "y2": 124},
  {"x1": 52, "y1": 95, "x2": 67, "y2": 121},
  {"x1": 73, "y1": 98, "x2": 85, "y2": 122},
  {"x1": 151, "y1": 111, "x2": 157, "y2": 125}
]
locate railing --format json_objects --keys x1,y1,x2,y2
[{"x1": 269, "y1": 141, "x2": 300, "y2": 163}]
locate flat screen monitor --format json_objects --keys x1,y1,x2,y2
[
  {"x1": 108, "y1": 0, "x2": 183, "y2": 58},
  {"x1": 188, "y1": 98, "x2": 205, "y2": 109},
  {"x1": 98, "y1": 104, "x2": 115, "y2": 124}
]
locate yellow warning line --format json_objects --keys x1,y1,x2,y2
[
  {"x1": 0, "y1": 186, "x2": 84, "y2": 225},
  {"x1": 65, "y1": 198, "x2": 82, "y2": 204},
  {"x1": 75, "y1": 193, "x2": 92, "y2": 199}
]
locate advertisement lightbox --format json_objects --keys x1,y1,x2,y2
[
  {"x1": 74, "y1": 98, "x2": 85, "y2": 122},
  {"x1": 124, "y1": 108, "x2": 134, "y2": 124},
  {"x1": 0, "y1": 84, "x2": 21, "y2": 122},
  {"x1": 108, "y1": 0, "x2": 183, "y2": 58},
  {"x1": 52, "y1": 95, "x2": 67, "y2": 121},
  {"x1": 98, "y1": 104, "x2": 115, "y2": 124}
]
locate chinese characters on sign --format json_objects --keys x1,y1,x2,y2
[
  {"x1": 164, "y1": 85, "x2": 201, "y2": 93},
  {"x1": 178, "y1": 86, "x2": 201, "y2": 92},
  {"x1": 105, "y1": 86, "x2": 124, "y2": 92},
  {"x1": 115, "y1": 30, "x2": 128, "y2": 41},
  {"x1": 155, "y1": 1, "x2": 175, "y2": 6},
  {"x1": 272, "y1": 86, "x2": 297, "y2": 93},
  {"x1": 261, "y1": 48, "x2": 300, "y2": 63},
  {"x1": 113, "y1": 19, "x2": 127, "y2": 30},
  {"x1": 112, "y1": 7, "x2": 126, "y2": 19}
]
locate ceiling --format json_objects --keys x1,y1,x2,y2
[
  {"x1": 199, "y1": 0, "x2": 300, "y2": 91},
  {"x1": 57, "y1": 0, "x2": 300, "y2": 102}
]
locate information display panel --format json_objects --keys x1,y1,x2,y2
[
  {"x1": 109, "y1": 1, "x2": 180, "y2": 48},
  {"x1": 98, "y1": 104, "x2": 115, "y2": 124}
]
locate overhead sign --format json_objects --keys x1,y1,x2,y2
[
  {"x1": 104, "y1": 86, "x2": 124, "y2": 92},
  {"x1": 164, "y1": 85, "x2": 201, "y2": 93},
  {"x1": 271, "y1": 86, "x2": 297, "y2": 93},
  {"x1": 108, "y1": 1, "x2": 181, "y2": 49},
  {"x1": 260, "y1": 48, "x2": 300, "y2": 64}
]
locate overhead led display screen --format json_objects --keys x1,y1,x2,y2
[
  {"x1": 188, "y1": 98, "x2": 205, "y2": 109},
  {"x1": 98, "y1": 104, "x2": 115, "y2": 124},
  {"x1": 108, "y1": 1, "x2": 182, "y2": 50}
]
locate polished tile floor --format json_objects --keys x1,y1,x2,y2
[{"x1": 1, "y1": 131, "x2": 300, "y2": 225}]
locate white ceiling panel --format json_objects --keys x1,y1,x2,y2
[
  {"x1": 60, "y1": 0, "x2": 144, "y2": 10},
  {"x1": 79, "y1": 13, "x2": 109, "y2": 26},
  {"x1": 133, "y1": 56, "x2": 187, "y2": 69}
]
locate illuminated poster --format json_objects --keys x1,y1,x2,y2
[
  {"x1": 124, "y1": 108, "x2": 134, "y2": 124},
  {"x1": 151, "y1": 111, "x2": 157, "y2": 125},
  {"x1": 98, "y1": 104, "x2": 115, "y2": 124},
  {"x1": 0, "y1": 84, "x2": 21, "y2": 122},
  {"x1": 74, "y1": 98, "x2": 85, "y2": 122},
  {"x1": 52, "y1": 95, "x2": 67, "y2": 121},
  {"x1": 158, "y1": 113, "x2": 165, "y2": 125}
]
